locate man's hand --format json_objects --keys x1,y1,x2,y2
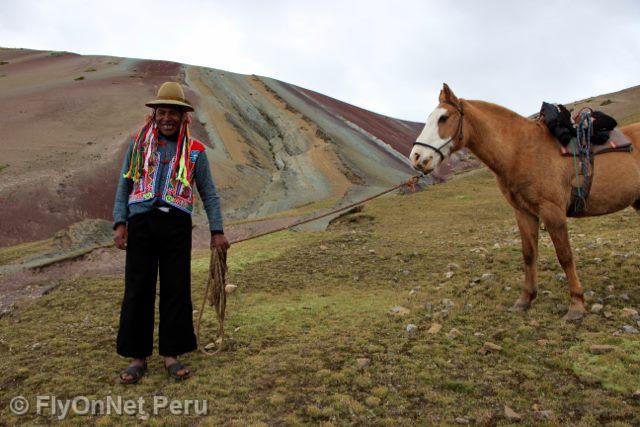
[
  {"x1": 211, "y1": 233, "x2": 230, "y2": 252},
  {"x1": 114, "y1": 224, "x2": 128, "y2": 250}
]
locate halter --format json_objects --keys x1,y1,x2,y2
[{"x1": 413, "y1": 102, "x2": 464, "y2": 162}]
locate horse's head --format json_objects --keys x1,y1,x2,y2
[{"x1": 410, "y1": 83, "x2": 466, "y2": 173}]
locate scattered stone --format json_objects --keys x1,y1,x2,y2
[
  {"x1": 542, "y1": 290, "x2": 552, "y2": 296},
  {"x1": 632, "y1": 390, "x2": 640, "y2": 400},
  {"x1": 319, "y1": 245, "x2": 328, "y2": 250},
  {"x1": 478, "y1": 342, "x2": 502, "y2": 355},
  {"x1": 604, "y1": 311, "x2": 614, "y2": 319},
  {"x1": 503, "y1": 286, "x2": 511, "y2": 291},
  {"x1": 389, "y1": 306, "x2": 410, "y2": 316},
  {"x1": 368, "y1": 249, "x2": 376, "y2": 254},
  {"x1": 620, "y1": 293, "x2": 631, "y2": 302},
  {"x1": 409, "y1": 289, "x2": 418, "y2": 296},
  {"x1": 473, "y1": 332, "x2": 484, "y2": 337},
  {"x1": 493, "y1": 243, "x2": 501, "y2": 249},
  {"x1": 591, "y1": 303, "x2": 604, "y2": 314},
  {"x1": 607, "y1": 285, "x2": 615, "y2": 291},
  {"x1": 204, "y1": 342, "x2": 216, "y2": 350},
  {"x1": 532, "y1": 410, "x2": 556, "y2": 422},
  {"x1": 225, "y1": 284, "x2": 238, "y2": 294},
  {"x1": 589, "y1": 344, "x2": 615, "y2": 355},
  {"x1": 356, "y1": 358, "x2": 371, "y2": 370},
  {"x1": 555, "y1": 273, "x2": 567, "y2": 282},
  {"x1": 31, "y1": 342, "x2": 41, "y2": 350},
  {"x1": 584, "y1": 290, "x2": 595, "y2": 297},
  {"x1": 427, "y1": 323, "x2": 442, "y2": 334},
  {"x1": 406, "y1": 324, "x2": 418, "y2": 336},
  {"x1": 621, "y1": 308, "x2": 639, "y2": 319},
  {"x1": 447, "y1": 262, "x2": 460, "y2": 270},
  {"x1": 402, "y1": 269, "x2": 411, "y2": 276},
  {"x1": 593, "y1": 257, "x2": 602, "y2": 264},
  {"x1": 481, "y1": 272, "x2": 496, "y2": 281},
  {"x1": 455, "y1": 417, "x2": 470, "y2": 424},
  {"x1": 471, "y1": 277, "x2": 481, "y2": 284},
  {"x1": 447, "y1": 328, "x2": 462, "y2": 339},
  {"x1": 503, "y1": 405, "x2": 522, "y2": 422},
  {"x1": 622, "y1": 325, "x2": 639, "y2": 334},
  {"x1": 445, "y1": 271, "x2": 454, "y2": 279}
]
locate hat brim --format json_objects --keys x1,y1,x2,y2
[{"x1": 146, "y1": 99, "x2": 194, "y2": 112}]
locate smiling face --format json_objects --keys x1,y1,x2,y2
[{"x1": 155, "y1": 106, "x2": 184, "y2": 137}]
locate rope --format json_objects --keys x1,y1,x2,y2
[{"x1": 195, "y1": 173, "x2": 424, "y2": 354}]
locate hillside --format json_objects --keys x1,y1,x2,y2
[
  {"x1": 0, "y1": 47, "x2": 430, "y2": 247},
  {"x1": 1, "y1": 169, "x2": 638, "y2": 424}
]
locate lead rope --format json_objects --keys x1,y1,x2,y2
[{"x1": 195, "y1": 174, "x2": 425, "y2": 354}]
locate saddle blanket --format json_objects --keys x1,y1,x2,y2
[{"x1": 560, "y1": 129, "x2": 633, "y2": 157}]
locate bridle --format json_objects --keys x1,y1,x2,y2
[{"x1": 412, "y1": 102, "x2": 464, "y2": 162}]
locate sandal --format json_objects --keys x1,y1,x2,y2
[
  {"x1": 166, "y1": 362, "x2": 191, "y2": 381},
  {"x1": 119, "y1": 362, "x2": 147, "y2": 385}
]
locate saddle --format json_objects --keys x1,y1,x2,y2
[{"x1": 539, "y1": 106, "x2": 634, "y2": 217}]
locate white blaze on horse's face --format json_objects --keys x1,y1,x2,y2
[{"x1": 410, "y1": 107, "x2": 450, "y2": 173}]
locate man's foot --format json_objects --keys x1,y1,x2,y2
[
  {"x1": 164, "y1": 356, "x2": 191, "y2": 381},
  {"x1": 119, "y1": 358, "x2": 147, "y2": 384}
]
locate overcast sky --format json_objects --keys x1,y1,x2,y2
[{"x1": 1, "y1": 0, "x2": 639, "y2": 121}]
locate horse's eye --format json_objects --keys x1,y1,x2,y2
[{"x1": 438, "y1": 115, "x2": 449, "y2": 124}]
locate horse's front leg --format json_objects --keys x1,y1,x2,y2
[
  {"x1": 540, "y1": 204, "x2": 587, "y2": 320},
  {"x1": 511, "y1": 209, "x2": 540, "y2": 310}
]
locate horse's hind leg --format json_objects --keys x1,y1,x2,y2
[
  {"x1": 539, "y1": 203, "x2": 587, "y2": 320},
  {"x1": 511, "y1": 209, "x2": 540, "y2": 311}
]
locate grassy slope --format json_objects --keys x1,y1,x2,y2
[{"x1": 1, "y1": 170, "x2": 639, "y2": 425}]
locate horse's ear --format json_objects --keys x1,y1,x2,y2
[{"x1": 441, "y1": 83, "x2": 459, "y2": 105}]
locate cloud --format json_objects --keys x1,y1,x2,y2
[{"x1": 1, "y1": 0, "x2": 639, "y2": 121}]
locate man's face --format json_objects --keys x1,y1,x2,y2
[{"x1": 155, "y1": 106, "x2": 183, "y2": 137}]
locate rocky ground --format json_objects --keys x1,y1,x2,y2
[{"x1": 0, "y1": 169, "x2": 638, "y2": 425}]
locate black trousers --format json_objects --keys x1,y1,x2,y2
[{"x1": 117, "y1": 208, "x2": 197, "y2": 358}]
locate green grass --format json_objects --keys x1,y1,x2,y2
[
  {"x1": 0, "y1": 164, "x2": 7, "y2": 173},
  {"x1": 0, "y1": 238, "x2": 54, "y2": 266},
  {"x1": 1, "y1": 169, "x2": 639, "y2": 424}
]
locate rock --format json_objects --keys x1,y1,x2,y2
[
  {"x1": 621, "y1": 308, "x2": 639, "y2": 319},
  {"x1": 481, "y1": 272, "x2": 496, "y2": 281},
  {"x1": 590, "y1": 303, "x2": 604, "y2": 314},
  {"x1": 402, "y1": 269, "x2": 411, "y2": 276},
  {"x1": 455, "y1": 417, "x2": 470, "y2": 424},
  {"x1": 356, "y1": 358, "x2": 370, "y2": 369},
  {"x1": 607, "y1": 284, "x2": 615, "y2": 291},
  {"x1": 493, "y1": 243, "x2": 501, "y2": 249},
  {"x1": 620, "y1": 293, "x2": 631, "y2": 302},
  {"x1": 368, "y1": 249, "x2": 376, "y2": 254},
  {"x1": 589, "y1": 344, "x2": 615, "y2": 354},
  {"x1": 319, "y1": 245, "x2": 328, "y2": 250},
  {"x1": 503, "y1": 405, "x2": 522, "y2": 422},
  {"x1": 447, "y1": 262, "x2": 461, "y2": 270},
  {"x1": 632, "y1": 390, "x2": 640, "y2": 400},
  {"x1": 31, "y1": 342, "x2": 41, "y2": 350},
  {"x1": 447, "y1": 328, "x2": 462, "y2": 339},
  {"x1": 555, "y1": 273, "x2": 567, "y2": 282},
  {"x1": 409, "y1": 289, "x2": 417, "y2": 296},
  {"x1": 532, "y1": 410, "x2": 556, "y2": 422},
  {"x1": 204, "y1": 342, "x2": 216, "y2": 350},
  {"x1": 593, "y1": 257, "x2": 602, "y2": 264},
  {"x1": 604, "y1": 311, "x2": 614, "y2": 319},
  {"x1": 427, "y1": 323, "x2": 442, "y2": 334},
  {"x1": 389, "y1": 306, "x2": 410, "y2": 316},
  {"x1": 478, "y1": 342, "x2": 502, "y2": 355},
  {"x1": 622, "y1": 325, "x2": 639, "y2": 334},
  {"x1": 471, "y1": 277, "x2": 481, "y2": 284},
  {"x1": 406, "y1": 324, "x2": 418, "y2": 335},
  {"x1": 445, "y1": 271, "x2": 454, "y2": 279},
  {"x1": 225, "y1": 284, "x2": 238, "y2": 294},
  {"x1": 584, "y1": 290, "x2": 595, "y2": 297},
  {"x1": 474, "y1": 332, "x2": 485, "y2": 337}
]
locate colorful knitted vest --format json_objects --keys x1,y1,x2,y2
[{"x1": 127, "y1": 138, "x2": 205, "y2": 214}]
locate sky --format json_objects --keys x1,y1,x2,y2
[{"x1": 1, "y1": 0, "x2": 639, "y2": 122}]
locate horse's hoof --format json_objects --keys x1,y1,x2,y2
[
  {"x1": 510, "y1": 297, "x2": 531, "y2": 311},
  {"x1": 562, "y1": 308, "x2": 587, "y2": 321}
]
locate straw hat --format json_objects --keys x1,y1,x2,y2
[{"x1": 145, "y1": 82, "x2": 194, "y2": 112}]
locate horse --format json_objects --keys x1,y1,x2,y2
[{"x1": 410, "y1": 84, "x2": 640, "y2": 320}]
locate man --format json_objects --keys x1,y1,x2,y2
[{"x1": 113, "y1": 82, "x2": 229, "y2": 383}]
